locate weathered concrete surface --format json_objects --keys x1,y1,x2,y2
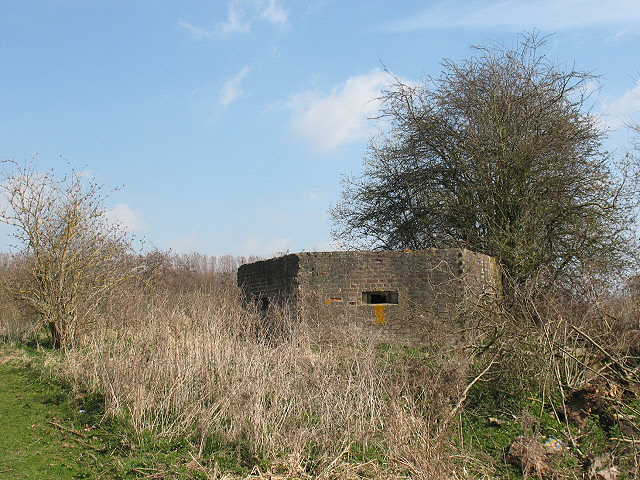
[{"x1": 238, "y1": 249, "x2": 501, "y2": 344}]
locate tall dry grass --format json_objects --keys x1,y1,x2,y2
[
  {"x1": 0, "y1": 254, "x2": 40, "y2": 343},
  {"x1": 7, "y1": 250, "x2": 637, "y2": 478},
  {"x1": 52, "y1": 279, "x2": 479, "y2": 479},
  {"x1": 0, "y1": 299, "x2": 39, "y2": 343}
]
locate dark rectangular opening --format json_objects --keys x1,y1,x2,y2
[
  {"x1": 362, "y1": 291, "x2": 398, "y2": 304},
  {"x1": 257, "y1": 296, "x2": 269, "y2": 313}
]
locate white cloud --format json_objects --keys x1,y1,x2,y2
[
  {"x1": 385, "y1": 0, "x2": 640, "y2": 32},
  {"x1": 166, "y1": 231, "x2": 210, "y2": 254},
  {"x1": 261, "y1": 0, "x2": 288, "y2": 25},
  {"x1": 215, "y1": 1, "x2": 252, "y2": 37},
  {"x1": 600, "y1": 80, "x2": 640, "y2": 130},
  {"x1": 165, "y1": 230, "x2": 292, "y2": 257},
  {"x1": 106, "y1": 203, "x2": 144, "y2": 232},
  {"x1": 304, "y1": 239, "x2": 346, "y2": 252},
  {"x1": 179, "y1": 0, "x2": 288, "y2": 40},
  {"x1": 303, "y1": 190, "x2": 323, "y2": 202},
  {"x1": 608, "y1": 27, "x2": 632, "y2": 42},
  {"x1": 237, "y1": 234, "x2": 292, "y2": 257},
  {"x1": 177, "y1": 20, "x2": 217, "y2": 40},
  {"x1": 285, "y1": 70, "x2": 392, "y2": 152},
  {"x1": 188, "y1": 68, "x2": 250, "y2": 122},
  {"x1": 220, "y1": 67, "x2": 251, "y2": 107}
]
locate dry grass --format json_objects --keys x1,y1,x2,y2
[
  {"x1": 48, "y1": 281, "x2": 475, "y2": 479},
  {"x1": 3, "y1": 252, "x2": 639, "y2": 478},
  {"x1": 0, "y1": 303, "x2": 39, "y2": 343}
]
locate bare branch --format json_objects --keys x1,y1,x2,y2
[{"x1": 0, "y1": 158, "x2": 136, "y2": 348}]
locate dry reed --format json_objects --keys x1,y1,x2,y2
[{"x1": 51, "y1": 281, "x2": 473, "y2": 479}]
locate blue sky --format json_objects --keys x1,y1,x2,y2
[{"x1": 1, "y1": 0, "x2": 640, "y2": 257}]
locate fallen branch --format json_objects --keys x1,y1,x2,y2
[
  {"x1": 47, "y1": 420, "x2": 87, "y2": 438},
  {"x1": 130, "y1": 467, "x2": 167, "y2": 479},
  {"x1": 435, "y1": 358, "x2": 497, "y2": 440},
  {"x1": 571, "y1": 326, "x2": 633, "y2": 380},
  {"x1": 610, "y1": 437, "x2": 640, "y2": 444}
]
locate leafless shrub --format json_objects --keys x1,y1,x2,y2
[
  {"x1": 0, "y1": 158, "x2": 137, "y2": 348},
  {"x1": 471, "y1": 272, "x2": 640, "y2": 476}
]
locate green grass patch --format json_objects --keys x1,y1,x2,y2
[
  {"x1": 0, "y1": 344, "x2": 96, "y2": 479},
  {"x1": 0, "y1": 344, "x2": 261, "y2": 479}
]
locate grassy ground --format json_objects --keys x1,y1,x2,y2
[
  {"x1": 0, "y1": 344, "x2": 245, "y2": 480},
  {"x1": 2, "y1": 324, "x2": 638, "y2": 479},
  {"x1": 0, "y1": 344, "x2": 99, "y2": 479}
]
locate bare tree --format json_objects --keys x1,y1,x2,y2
[
  {"x1": 332, "y1": 33, "x2": 639, "y2": 286},
  {"x1": 0, "y1": 158, "x2": 136, "y2": 348},
  {"x1": 629, "y1": 91, "x2": 640, "y2": 156}
]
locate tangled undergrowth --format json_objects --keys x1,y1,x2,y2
[{"x1": 1, "y1": 254, "x2": 639, "y2": 479}]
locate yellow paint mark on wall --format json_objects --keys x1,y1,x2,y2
[{"x1": 372, "y1": 304, "x2": 386, "y2": 325}]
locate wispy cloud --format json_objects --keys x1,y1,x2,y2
[
  {"x1": 220, "y1": 67, "x2": 251, "y2": 107},
  {"x1": 237, "y1": 234, "x2": 292, "y2": 257},
  {"x1": 310, "y1": 239, "x2": 348, "y2": 252},
  {"x1": 261, "y1": 0, "x2": 288, "y2": 25},
  {"x1": 215, "y1": 1, "x2": 252, "y2": 37},
  {"x1": 600, "y1": 80, "x2": 640, "y2": 130},
  {"x1": 187, "y1": 66, "x2": 251, "y2": 123},
  {"x1": 179, "y1": 0, "x2": 288, "y2": 40},
  {"x1": 177, "y1": 20, "x2": 218, "y2": 40},
  {"x1": 385, "y1": 0, "x2": 640, "y2": 32},
  {"x1": 285, "y1": 70, "x2": 392, "y2": 152},
  {"x1": 303, "y1": 190, "x2": 324, "y2": 202},
  {"x1": 106, "y1": 203, "x2": 144, "y2": 232}
]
